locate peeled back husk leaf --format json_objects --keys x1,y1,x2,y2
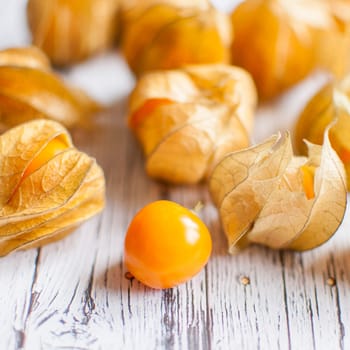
[
  {"x1": 231, "y1": 0, "x2": 350, "y2": 100},
  {"x1": 0, "y1": 47, "x2": 100, "y2": 130},
  {"x1": 27, "y1": 0, "x2": 120, "y2": 66},
  {"x1": 210, "y1": 129, "x2": 347, "y2": 253},
  {"x1": 128, "y1": 64, "x2": 257, "y2": 184},
  {"x1": 121, "y1": 0, "x2": 232, "y2": 76},
  {"x1": 0, "y1": 119, "x2": 105, "y2": 256},
  {"x1": 294, "y1": 79, "x2": 350, "y2": 189}
]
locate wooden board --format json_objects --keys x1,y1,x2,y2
[
  {"x1": 1, "y1": 1, "x2": 350, "y2": 348},
  {"x1": 0, "y1": 90, "x2": 350, "y2": 349}
]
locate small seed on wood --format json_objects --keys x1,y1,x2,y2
[
  {"x1": 240, "y1": 276, "x2": 250, "y2": 285},
  {"x1": 326, "y1": 277, "x2": 336, "y2": 286}
]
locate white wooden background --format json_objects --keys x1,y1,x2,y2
[{"x1": 1, "y1": 1, "x2": 350, "y2": 349}]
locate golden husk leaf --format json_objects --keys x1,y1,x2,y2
[
  {"x1": 0, "y1": 46, "x2": 51, "y2": 71},
  {"x1": 294, "y1": 78, "x2": 350, "y2": 189},
  {"x1": 0, "y1": 47, "x2": 100, "y2": 130},
  {"x1": 231, "y1": 0, "x2": 350, "y2": 100},
  {"x1": 0, "y1": 119, "x2": 105, "y2": 256},
  {"x1": 27, "y1": 0, "x2": 120, "y2": 66},
  {"x1": 128, "y1": 64, "x2": 257, "y2": 184},
  {"x1": 210, "y1": 129, "x2": 347, "y2": 253},
  {"x1": 121, "y1": 0, "x2": 232, "y2": 76}
]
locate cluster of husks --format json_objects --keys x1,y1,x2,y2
[
  {"x1": 26, "y1": 0, "x2": 350, "y2": 103},
  {"x1": 0, "y1": 120, "x2": 105, "y2": 256},
  {"x1": 128, "y1": 64, "x2": 257, "y2": 184},
  {"x1": 0, "y1": 0, "x2": 347, "y2": 257},
  {"x1": 294, "y1": 77, "x2": 350, "y2": 189},
  {"x1": 0, "y1": 47, "x2": 99, "y2": 130},
  {"x1": 231, "y1": 0, "x2": 350, "y2": 100}
]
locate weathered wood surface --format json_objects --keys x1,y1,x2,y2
[
  {"x1": 0, "y1": 94, "x2": 350, "y2": 350},
  {"x1": 1, "y1": 1, "x2": 350, "y2": 349}
]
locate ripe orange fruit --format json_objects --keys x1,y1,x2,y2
[
  {"x1": 124, "y1": 200, "x2": 212, "y2": 289},
  {"x1": 23, "y1": 137, "x2": 68, "y2": 180}
]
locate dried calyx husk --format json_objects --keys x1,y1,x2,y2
[
  {"x1": 27, "y1": 0, "x2": 120, "y2": 66},
  {"x1": 0, "y1": 119, "x2": 105, "y2": 256},
  {"x1": 294, "y1": 78, "x2": 350, "y2": 189},
  {"x1": 210, "y1": 129, "x2": 347, "y2": 253},
  {"x1": 231, "y1": 0, "x2": 350, "y2": 100},
  {"x1": 128, "y1": 64, "x2": 257, "y2": 184},
  {"x1": 0, "y1": 46, "x2": 100, "y2": 130},
  {"x1": 121, "y1": 0, "x2": 232, "y2": 76}
]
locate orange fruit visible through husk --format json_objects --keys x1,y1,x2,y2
[{"x1": 231, "y1": 0, "x2": 350, "y2": 100}]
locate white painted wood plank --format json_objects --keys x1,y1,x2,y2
[
  {"x1": 1, "y1": 1, "x2": 350, "y2": 348},
  {"x1": 0, "y1": 98, "x2": 350, "y2": 350},
  {"x1": 0, "y1": 250, "x2": 38, "y2": 350}
]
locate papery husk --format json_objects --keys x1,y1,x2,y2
[
  {"x1": 0, "y1": 119, "x2": 105, "y2": 256},
  {"x1": 128, "y1": 64, "x2": 257, "y2": 184},
  {"x1": 27, "y1": 0, "x2": 120, "y2": 66},
  {"x1": 121, "y1": 0, "x2": 232, "y2": 76},
  {"x1": 0, "y1": 47, "x2": 100, "y2": 130},
  {"x1": 210, "y1": 129, "x2": 347, "y2": 253},
  {"x1": 231, "y1": 0, "x2": 350, "y2": 100},
  {"x1": 0, "y1": 46, "x2": 50, "y2": 71},
  {"x1": 315, "y1": 0, "x2": 350, "y2": 77},
  {"x1": 294, "y1": 79, "x2": 350, "y2": 189}
]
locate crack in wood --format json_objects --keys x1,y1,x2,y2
[
  {"x1": 81, "y1": 266, "x2": 96, "y2": 325},
  {"x1": 329, "y1": 254, "x2": 345, "y2": 350},
  {"x1": 16, "y1": 248, "x2": 41, "y2": 349},
  {"x1": 204, "y1": 265, "x2": 213, "y2": 350},
  {"x1": 127, "y1": 286, "x2": 132, "y2": 317},
  {"x1": 36, "y1": 310, "x2": 58, "y2": 328},
  {"x1": 64, "y1": 283, "x2": 79, "y2": 315},
  {"x1": 279, "y1": 251, "x2": 292, "y2": 350},
  {"x1": 80, "y1": 225, "x2": 101, "y2": 326},
  {"x1": 13, "y1": 328, "x2": 25, "y2": 350},
  {"x1": 161, "y1": 288, "x2": 176, "y2": 348},
  {"x1": 299, "y1": 253, "x2": 317, "y2": 350}
]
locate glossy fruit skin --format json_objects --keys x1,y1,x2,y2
[{"x1": 124, "y1": 200, "x2": 212, "y2": 289}]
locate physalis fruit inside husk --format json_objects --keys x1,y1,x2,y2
[
  {"x1": 231, "y1": 0, "x2": 350, "y2": 100},
  {"x1": 294, "y1": 78, "x2": 350, "y2": 189},
  {"x1": 128, "y1": 64, "x2": 257, "y2": 184},
  {"x1": 210, "y1": 129, "x2": 347, "y2": 253},
  {"x1": 121, "y1": 0, "x2": 232, "y2": 76},
  {"x1": 27, "y1": 0, "x2": 120, "y2": 66},
  {"x1": 0, "y1": 46, "x2": 100, "y2": 131},
  {"x1": 0, "y1": 119, "x2": 105, "y2": 256}
]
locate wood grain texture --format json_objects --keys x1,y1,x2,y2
[
  {"x1": 0, "y1": 96, "x2": 350, "y2": 350},
  {"x1": 2, "y1": 1, "x2": 349, "y2": 348}
]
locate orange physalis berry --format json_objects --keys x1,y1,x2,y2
[
  {"x1": 23, "y1": 137, "x2": 68, "y2": 180},
  {"x1": 300, "y1": 165, "x2": 316, "y2": 200},
  {"x1": 128, "y1": 98, "x2": 174, "y2": 129},
  {"x1": 124, "y1": 200, "x2": 212, "y2": 289}
]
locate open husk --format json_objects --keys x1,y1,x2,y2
[
  {"x1": 128, "y1": 64, "x2": 257, "y2": 184},
  {"x1": 0, "y1": 119, "x2": 105, "y2": 256},
  {"x1": 294, "y1": 78, "x2": 350, "y2": 189},
  {"x1": 231, "y1": 0, "x2": 350, "y2": 100},
  {"x1": 0, "y1": 47, "x2": 100, "y2": 130},
  {"x1": 27, "y1": 0, "x2": 120, "y2": 66},
  {"x1": 121, "y1": 0, "x2": 232, "y2": 76},
  {"x1": 210, "y1": 129, "x2": 347, "y2": 253}
]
